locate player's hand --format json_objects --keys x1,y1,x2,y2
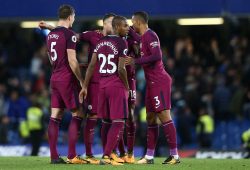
[
  {"x1": 79, "y1": 86, "x2": 87, "y2": 104},
  {"x1": 38, "y1": 21, "x2": 48, "y2": 29},
  {"x1": 129, "y1": 26, "x2": 134, "y2": 30},
  {"x1": 125, "y1": 57, "x2": 135, "y2": 65}
]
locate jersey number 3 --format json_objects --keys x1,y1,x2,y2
[
  {"x1": 154, "y1": 96, "x2": 161, "y2": 109},
  {"x1": 98, "y1": 54, "x2": 117, "y2": 74}
]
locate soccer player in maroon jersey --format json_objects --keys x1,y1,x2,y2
[
  {"x1": 79, "y1": 15, "x2": 130, "y2": 165},
  {"x1": 46, "y1": 4, "x2": 88, "y2": 164},
  {"x1": 78, "y1": 14, "x2": 119, "y2": 163},
  {"x1": 117, "y1": 36, "x2": 139, "y2": 164},
  {"x1": 126, "y1": 11, "x2": 180, "y2": 164},
  {"x1": 39, "y1": 14, "x2": 117, "y2": 164}
]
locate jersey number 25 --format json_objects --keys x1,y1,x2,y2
[{"x1": 98, "y1": 54, "x2": 117, "y2": 74}]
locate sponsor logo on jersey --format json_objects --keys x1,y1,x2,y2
[{"x1": 150, "y1": 41, "x2": 159, "y2": 48}]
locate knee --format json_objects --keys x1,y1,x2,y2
[
  {"x1": 157, "y1": 110, "x2": 172, "y2": 123},
  {"x1": 146, "y1": 114, "x2": 157, "y2": 125},
  {"x1": 71, "y1": 108, "x2": 84, "y2": 118}
]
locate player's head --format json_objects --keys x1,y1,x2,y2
[
  {"x1": 58, "y1": 4, "x2": 75, "y2": 27},
  {"x1": 102, "y1": 13, "x2": 116, "y2": 35},
  {"x1": 132, "y1": 11, "x2": 149, "y2": 32},
  {"x1": 112, "y1": 15, "x2": 129, "y2": 37}
]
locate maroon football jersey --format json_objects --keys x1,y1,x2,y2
[
  {"x1": 125, "y1": 36, "x2": 137, "y2": 80},
  {"x1": 93, "y1": 35, "x2": 128, "y2": 89},
  {"x1": 79, "y1": 30, "x2": 103, "y2": 83},
  {"x1": 47, "y1": 26, "x2": 77, "y2": 81},
  {"x1": 140, "y1": 29, "x2": 171, "y2": 86}
]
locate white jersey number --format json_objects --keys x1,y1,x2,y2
[
  {"x1": 154, "y1": 96, "x2": 161, "y2": 109},
  {"x1": 98, "y1": 54, "x2": 117, "y2": 74},
  {"x1": 50, "y1": 42, "x2": 57, "y2": 61},
  {"x1": 129, "y1": 90, "x2": 136, "y2": 99}
]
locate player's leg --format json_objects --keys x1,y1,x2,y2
[
  {"x1": 58, "y1": 80, "x2": 87, "y2": 164},
  {"x1": 84, "y1": 83, "x2": 98, "y2": 159},
  {"x1": 102, "y1": 119, "x2": 125, "y2": 165},
  {"x1": 111, "y1": 126, "x2": 125, "y2": 163},
  {"x1": 137, "y1": 89, "x2": 158, "y2": 164},
  {"x1": 118, "y1": 79, "x2": 136, "y2": 159},
  {"x1": 48, "y1": 81, "x2": 65, "y2": 164},
  {"x1": 66, "y1": 108, "x2": 88, "y2": 164},
  {"x1": 117, "y1": 130, "x2": 126, "y2": 156},
  {"x1": 122, "y1": 82, "x2": 137, "y2": 162},
  {"x1": 101, "y1": 87, "x2": 128, "y2": 165},
  {"x1": 121, "y1": 102, "x2": 136, "y2": 163},
  {"x1": 137, "y1": 112, "x2": 158, "y2": 164},
  {"x1": 154, "y1": 84, "x2": 180, "y2": 164},
  {"x1": 101, "y1": 119, "x2": 112, "y2": 151},
  {"x1": 48, "y1": 108, "x2": 65, "y2": 164},
  {"x1": 157, "y1": 109, "x2": 180, "y2": 164}
]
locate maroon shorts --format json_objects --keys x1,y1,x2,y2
[
  {"x1": 145, "y1": 81, "x2": 172, "y2": 113},
  {"x1": 50, "y1": 80, "x2": 80, "y2": 109},
  {"x1": 86, "y1": 83, "x2": 99, "y2": 114},
  {"x1": 128, "y1": 78, "x2": 136, "y2": 106},
  {"x1": 98, "y1": 86, "x2": 128, "y2": 120}
]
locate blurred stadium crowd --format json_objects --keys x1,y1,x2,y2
[{"x1": 0, "y1": 20, "x2": 250, "y2": 153}]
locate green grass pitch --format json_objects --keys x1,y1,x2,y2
[{"x1": 0, "y1": 157, "x2": 249, "y2": 170}]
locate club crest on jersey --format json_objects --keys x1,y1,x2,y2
[
  {"x1": 123, "y1": 49, "x2": 128, "y2": 55},
  {"x1": 72, "y1": 36, "x2": 77, "y2": 43},
  {"x1": 150, "y1": 41, "x2": 159, "y2": 48},
  {"x1": 88, "y1": 105, "x2": 92, "y2": 110}
]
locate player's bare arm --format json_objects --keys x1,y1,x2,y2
[
  {"x1": 132, "y1": 43, "x2": 140, "y2": 57},
  {"x1": 38, "y1": 21, "x2": 55, "y2": 30},
  {"x1": 83, "y1": 52, "x2": 97, "y2": 88},
  {"x1": 79, "y1": 53, "x2": 97, "y2": 103},
  {"x1": 118, "y1": 57, "x2": 129, "y2": 90},
  {"x1": 125, "y1": 56, "x2": 135, "y2": 66},
  {"x1": 67, "y1": 49, "x2": 84, "y2": 86},
  {"x1": 38, "y1": 21, "x2": 82, "y2": 40}
]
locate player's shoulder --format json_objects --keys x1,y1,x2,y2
[
  {"x1": 143, "y1": 29, "x2": 159, "y2": 44},
  {"x1": 145, "y1": 29, "x2": 158, "y2": 38},
  {"x1": 115, "y1": 36, "x2": 127, "y2": 47}
]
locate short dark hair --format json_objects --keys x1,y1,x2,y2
[
  {"x1": 103, "y1": 13, "x2": 116, "y2": 22},
  {"x1": 112, "y1": 15, "x2": 126, "y2": 29},
  {"x1": 133, "y1": 11, "x2": 149, "y2": 24},
  {"x1": 58, "y1": 4, "x2": 75, "y2": 19}
]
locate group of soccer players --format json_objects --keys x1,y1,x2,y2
[{"x1": 41, "y1": 4, "x2": 180, "y2": 165}]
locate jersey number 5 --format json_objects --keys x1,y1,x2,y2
[
  {"x1": 98, "y1": 54, "x2": 117, "y2": 74},
  {"x1": 50, "y1": 42, "x2": 57, "y2": 61}
]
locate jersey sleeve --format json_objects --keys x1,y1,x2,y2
[
  {"x1": 147, "y1": 32, "x2": 161, "y2": 55},
  {"x1": 119, "y1": 39, "x2": 128, "y2": 58},
  {"x1": 135, "y1": 32, "x2": 161, "y2": 65},
  {"x1": 66, "y1": 30, "x2": 77, "y2": 50}
]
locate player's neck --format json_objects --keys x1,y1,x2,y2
[
  {"x1": 140, "y1": 25, "x2": 149, "y2": 35},
  {"x1": 57, "y1": 20, "x2": 70, "y2": 29},
  {"x1": 102, "y1": 29, "x2": 107, "y2": 36}
]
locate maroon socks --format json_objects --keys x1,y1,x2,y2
[{"x1": 84, "y1": 118, "x2": 97, "y2": 156}]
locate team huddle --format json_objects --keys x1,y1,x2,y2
[{"x1": 40, "y1": 4, "x2": 180, "y2": 165}]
